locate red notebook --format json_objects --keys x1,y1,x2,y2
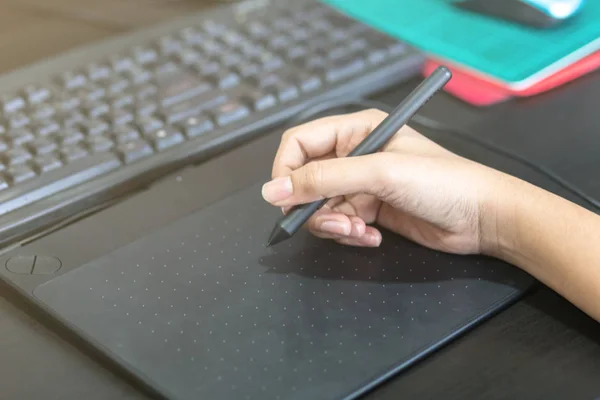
[{"x1": 423, "y1": 51, "x2": 600, "y2": 106}]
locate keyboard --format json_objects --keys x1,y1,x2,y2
[{"x1": 0, "y1": 0, "x2": 423, "y2": 246}]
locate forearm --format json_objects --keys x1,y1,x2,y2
[{"x1": 495, "y1": 176, "x2": 600, "y2": 321}]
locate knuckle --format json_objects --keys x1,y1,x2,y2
[
  {"x1": 362, "y1": 108, "x2": 388, "y2": 121},
  {"x1": 371, "y1": 153, "x2": 402, "y2": 197},
  {"x1": 299, "y1": 161, "x2": 324, "y2": 194}
]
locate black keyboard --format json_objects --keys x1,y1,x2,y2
[{"x1": 0, "y1": 0, "x2": 423, "y2": 245}]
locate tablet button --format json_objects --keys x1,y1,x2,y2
[
  {"x1": 5, "y1": 255, "x2": 61, "y2": 275},
  {"x1": 5, "y1": 255, "x2": 35, "y2": 274}
]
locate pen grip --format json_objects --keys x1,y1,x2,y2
[{"x1": 280, "y1": 198, "x2": 328, "y2": 233}]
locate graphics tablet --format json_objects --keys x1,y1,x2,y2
[{"x1": 0, "y1": 130, "x2": 535, "y2": 400}]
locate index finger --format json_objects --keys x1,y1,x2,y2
[{"x1": 272, "y1": 108, "x2": 387, "y2": 178}]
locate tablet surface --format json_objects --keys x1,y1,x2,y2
[{"x1": 27, "y1": 181, "x2": 532, "y2": 400}]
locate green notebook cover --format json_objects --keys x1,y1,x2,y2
[{"x1": 321, "y1": 0, "x2": 600, "y2": 86}]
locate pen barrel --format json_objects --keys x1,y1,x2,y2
[
  {"x1": 349, "y1": 66, "x2": 451, "y2": 157},
  {"x1": 279, "y1": 198, "x2": 328, "y2": 234}
]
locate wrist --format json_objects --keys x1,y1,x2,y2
[{"x1": 477, "y1": 169, "x2": 524, "y2": 260}]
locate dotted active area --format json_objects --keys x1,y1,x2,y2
[{"x1": 32, "y1": 183, "x2": 532, "y2": 400}]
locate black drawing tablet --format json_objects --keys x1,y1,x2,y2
[{"x1": 27, "y1": 181, "x2": 532, "y2": 400}]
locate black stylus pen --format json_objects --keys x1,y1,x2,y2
[{"x1": 266, "y1": 66, "x2": 452, "y2": 247}]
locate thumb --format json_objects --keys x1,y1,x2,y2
[{"x1": 261, "y1": 153, "x2": 394, "y2": 206}]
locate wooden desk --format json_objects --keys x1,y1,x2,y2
[{"x1": 0, "y1": 1, "x2": 598, "y2": 399}]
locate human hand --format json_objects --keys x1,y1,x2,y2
[{"x1": 261, "y1": 108, "x2": 510, "y2": 255}]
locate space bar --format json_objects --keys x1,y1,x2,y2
[{"x1": 0, "y1": 153, "x2": 122, "y2": 216}]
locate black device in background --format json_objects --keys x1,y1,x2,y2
[{"x1": 0, "y1": 0, "x2": 423, "y2": 248}]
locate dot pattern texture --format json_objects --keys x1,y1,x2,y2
[{"x1": 33, "y1": 183, "x2": 533, "y2": 400}]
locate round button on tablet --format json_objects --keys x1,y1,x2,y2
[{"x1": 5, "y1": 255, "x2": 62, "y2": 275}]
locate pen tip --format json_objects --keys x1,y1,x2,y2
[{"x1": 266, "y1": 224, "x2": 290, "y2": 247}]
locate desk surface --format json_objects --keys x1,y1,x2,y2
[{"x1": 0, "y1": 1, "x2": 598, "y2": 399}]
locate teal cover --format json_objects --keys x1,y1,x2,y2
[{"x1": 321, "y1": 0, "x2": 600, "y2": 84}]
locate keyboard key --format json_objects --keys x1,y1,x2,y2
[
  {"x1": 6, "y1": 129, "x2": 35, "y2": 146},
  {"x1": 60, "y1": 144, "x2": 89, "y2": 163},
  {"x1": 6, "y1": 164, "x2": 36, "y2": 184},
  {"x1": 107, "y1": 77, "x2": 130, "y2": 96},
  {"x1": 132, "y1": 46, "x2": 158, "y2": 65},
  {"x1": 135, "y1": 84, "x2": 158, "y2": 101},
  {"x1": 109, "y1": 55, "x2": 135, "y2": 73},
  {"x1": 0, "y1": 139, "x2": 8, "y2": 153},
  {"x1": 109, "y1": 94, "x2": 134, "y2": 110},
  {"x1": 193, "y1": 60, "x2": 220, "y2": 76},
  {"x1": 85, "y1": 136, "x2": 114, "y2": 153},
  {"x1": 136, "y1": 116, "x2": 164, "y2": 135},
  {"x1": 367, "y1": 49, "x2": 387, "y2": 65},
  {"x1": 56, "y1": 128, "x2": 85, "y2": 145},
  {"x1": 297, "y1": 74, "x2": 322, "y2": 92},
  {"x1": 136, "y1": 101, "x2": 159, "y2": 117},
  {"x1": 219, "y1": 52, "x2": 243, "y2": 68},
  {"x1": 3, "y1": 148, "x2": 32, "y2": 165},
  {"x1": 179, "y1": 27, "x2": 205, "y2": 46},
  {"x1": 349, "y1": 38, "x2": 368, "y2": 52},
  {"x1": 0, "y1": 153, "x2": 121, "y2": 216},
  {"x1": 1, "y1": 95, "x2": 25, "y2": 114},
  {"x1": 109, "y1": 109, "x2": 134, "y2": 126},
  {"x1": 234, "y1": 63, "x2": 260, "y2": 78},
  {"x1": 388, "y1": 42, "x2": 406, "y2": 56},
  {"x1": 173, "y1": 49, "x2": 202, "y2": 65},
  {"x1": 30, "y1": 103, "x2": 56, "y2": 121},
  {"x1": 0, "y1": 177, "x2": 8, "y2": 191},
  {"x1": 32, "y1": 154, "x2": 63, "y2": 173},
  {"x1": 178, "y1": 116, "x2": 214, "y2": 138},
  {"x1": 58, "y1": 71, "x2": 87, "y2": 90},
  {"x1": 154, "y1": 61, "x2": 179, "y2": 76},
  {"x1": 272, "y1": 82, "x2": 299, "y2": 102},
  {"x1": 83, "y1": 101, "x2": 110, "y2": 119},
  {"x1": 85, "y1": 63, "x2": 112, "y2": 81},
  {"x1": 157, "y1": 101, "x2": 200, "y2": 124},
  {"x1": 246, "y1": 22, "x2": 271, "y2": 39},
  {"x1": 23, "y1": 85, "x2": 51, "y2": 105},
  {"x1": 53, "y1": 93, "x2": 81, "y2": 113},
  {"x1": 60, "y1": 111, "x2": 86, "y2": 128},
  {"x1": 31, "y1": 120, "x2": 60, "y2": 137},
  {"x1": 123, "y1": 65, "x2": 152, "y2": 85},
  {"x1": 326, "y1": 57, "x2": 365, "y2": 82},
  {"x1": 146, "y1": 128, "x2": 185, "y2": 151},
  {"x1": 244, "y1": 91, "x2": 277, "y2": 111},
  {"x1": 113, "y1": 124, "x2": 141, "y2": 143},
  {"x1": 213, "y1": 71, "x2": 240, "y2": 89},
  {"x1": 6, "y1": 112, "x2": 30, "y2": 130},
  {"x1": 156, "y1": 36, "x2": 183, "y2": 56},
  {"x1": 211, "y1": 101, "x2": 250, "y2": 126},
  {"x1": 116, "y1": 139, "x2": 154, "y2": 163},
  {"x1": 155, "y1": 69, "x2": 212, "y2": 107},
  {"x1": 78, "y1": 84, "x2": 106, "y2": 102},
  {"x1": 27, "y1": 137, "x2": 58, "y2": 155},
  {"x1": 81, "y1": 118, "x2": 110, "y2": 136},
  {"x1": 287, "y1": 46, "x2": 307, "y2": 60}
]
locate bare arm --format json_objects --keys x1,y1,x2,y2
[{"x1": 492, "y1": 176, "x2": 600, "y2": 322}]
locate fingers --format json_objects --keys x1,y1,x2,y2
[
  {"x1": 272, "y1": 108, "x2": 388, "y2": 179},
  {"x1": 262, "y1": 152, "x2": 395, "y2": 207},
  {"x1": 308, "y1": 211, "x2": 382, "y2": 247}
]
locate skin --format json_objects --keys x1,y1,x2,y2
[{"x1": 261, "y1": 109, "x2": 600, "y2": 322}]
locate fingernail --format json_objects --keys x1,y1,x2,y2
[
  {"x1": 320, "y1": 220, "x2": 350, "y2": 236},
  {"x1": 365, "y1": 233, "x2": 381, "y2": 246},
  {"x1": 262, "y1": 177, "x2": 293, "y2": 203},
  {"x1": 352, "y1": 222, "x2": 365, "y2": 237}
]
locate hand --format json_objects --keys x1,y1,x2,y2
[{"x1": 261, "y1": 108, "x2": 509, "y2": 255}]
